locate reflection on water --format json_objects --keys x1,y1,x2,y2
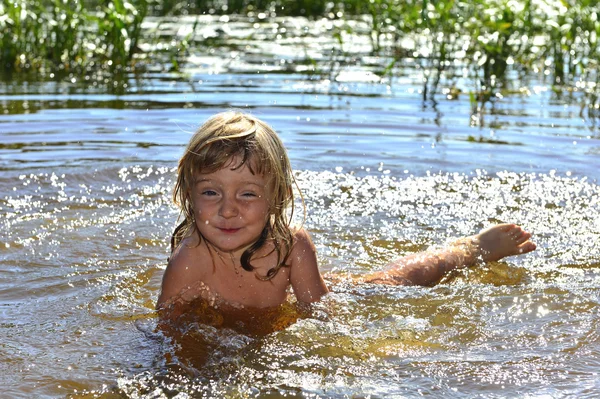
[{"x1": 1, "y1": 15, "x2": 600, "y2": 398}]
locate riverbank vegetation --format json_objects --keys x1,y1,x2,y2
[{"x1": 2, "y1": 0, "x2": 599, "y2": 119}]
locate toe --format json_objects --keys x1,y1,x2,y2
[
  {"x1": 514, "y1": 231, "x2": 531, "y2": 244},
  {"x1": 511, "y1": 225, "x2": 523, "y2": 235},
  {"x1": 517, "y1": 241, "x2": 536, "y2": 254},
  {"x1": 502, "y1": 223, "x2": 516, "y2": 232}
]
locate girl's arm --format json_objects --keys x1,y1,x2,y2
[
  {"x1": 361, "y1": 223, "x2": 536, "y2": 286},
  {"x1": 289, "y1": 228, "x2": 329, "y2": 303},
  {"x1": 156, "y1": 259, "x2": 189, "y2": 310}
]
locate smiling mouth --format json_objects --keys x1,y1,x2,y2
[{"x1": 219, "y1": 228, "x2": 241, "y2": 234}]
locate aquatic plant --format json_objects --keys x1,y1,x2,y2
[
  {"x1": 419, "y1": 0, "x2": 462, "y2": 104},
  {"x1": 0, "y1": 0, "x2": 148, "y2": 73},
  {"x1": 92, "y1": 0, "x2": 148, "y2": 70},
  {"x1": 2, "y1": 0, "x2": 599, "y2": 129},
  {"x1": 1, "y1": 0, "x2": 46, "y2": 70},
  {"x1": 346, "y1": 0, "x2": 600, "y2": 127}
]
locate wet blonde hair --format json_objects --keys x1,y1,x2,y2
[{"x1": 172, "y1": 111, "x2": 296, "y2": 280}]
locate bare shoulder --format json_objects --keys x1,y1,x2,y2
[
  {"x1": 293, "y1": 227, "x2": 314, "y2": 245},
  {"x1": 289, "y1": 227, "x2": 317, "y2": 262},
  {"x1": 156, "y1": 236, "x2": 209, "y2": 309},
  {"x1": 168, "y1": 238, "x2": 207, "y2": 277}
]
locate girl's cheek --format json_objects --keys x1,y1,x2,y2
[{"x1": 195, "y1": 218, "x2": 210, "y2": 227}]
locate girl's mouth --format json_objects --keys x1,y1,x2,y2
[{"x1": 219, "y1": 228, "x2": 241, "y2": 234}]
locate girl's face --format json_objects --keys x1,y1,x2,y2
[{"x1": 191, "y1": 158, "x2": 272, "y2": 256}]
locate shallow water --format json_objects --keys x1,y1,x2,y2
[{"x1": 1, "y1": 15, "x2": 600, "y2": 399}]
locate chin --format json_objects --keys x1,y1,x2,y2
[{"x1": 213, "y1": 240, "x2": 251, "y2": 254}]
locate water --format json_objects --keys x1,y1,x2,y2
[{"x1": 1, "y1": 15, "x2": 600, "y2": 398}]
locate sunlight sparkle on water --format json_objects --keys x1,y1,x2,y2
[{"x1": 1, "y1": 164, "x2": 599, "y2": 397}]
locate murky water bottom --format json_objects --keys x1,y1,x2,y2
[{"x1": 2, "y1": 162, "x2": 599, "y2": 398}]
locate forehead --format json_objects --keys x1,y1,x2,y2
[
  {"x1": 194, "y1": 153, "x2": 259, "y2": 173},
  {"x1": 194, "y1": 158, "x2": 269, "y2": 183}
]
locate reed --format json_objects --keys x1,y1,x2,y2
[
  {"x1": 92, "y1": 0, "x2": 148, "y2": 70},
  {"x1": 2, "y1": 0, "x2": 599, "y2": 120},
  {"x1": 339, "y1": 0, "x2": 600, "y2": 123},
  {"x1": 0, "y1": 0, "x2": 148, "y2": 73},
  {"x1": 1, "y1": 0, "x2": 46, "y2": 70}
]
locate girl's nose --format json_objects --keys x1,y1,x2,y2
[{"x1": 219, "y1": 196, "x2": 239, "y2": 218}]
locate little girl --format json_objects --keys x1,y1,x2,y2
[{"x1": 156, "y1": 111, "x2": 536, "y2": 316}]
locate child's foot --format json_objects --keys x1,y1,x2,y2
[{"x1": 474, "y1": 224, "x2": 536, "y2": 262}]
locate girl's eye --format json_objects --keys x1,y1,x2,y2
[
  {"x1": 202, "y1": 190, "x2": 218, "y2": 196},
  {"x1": 242, "y1": 192, "x2": 257, "y2": 198}
]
